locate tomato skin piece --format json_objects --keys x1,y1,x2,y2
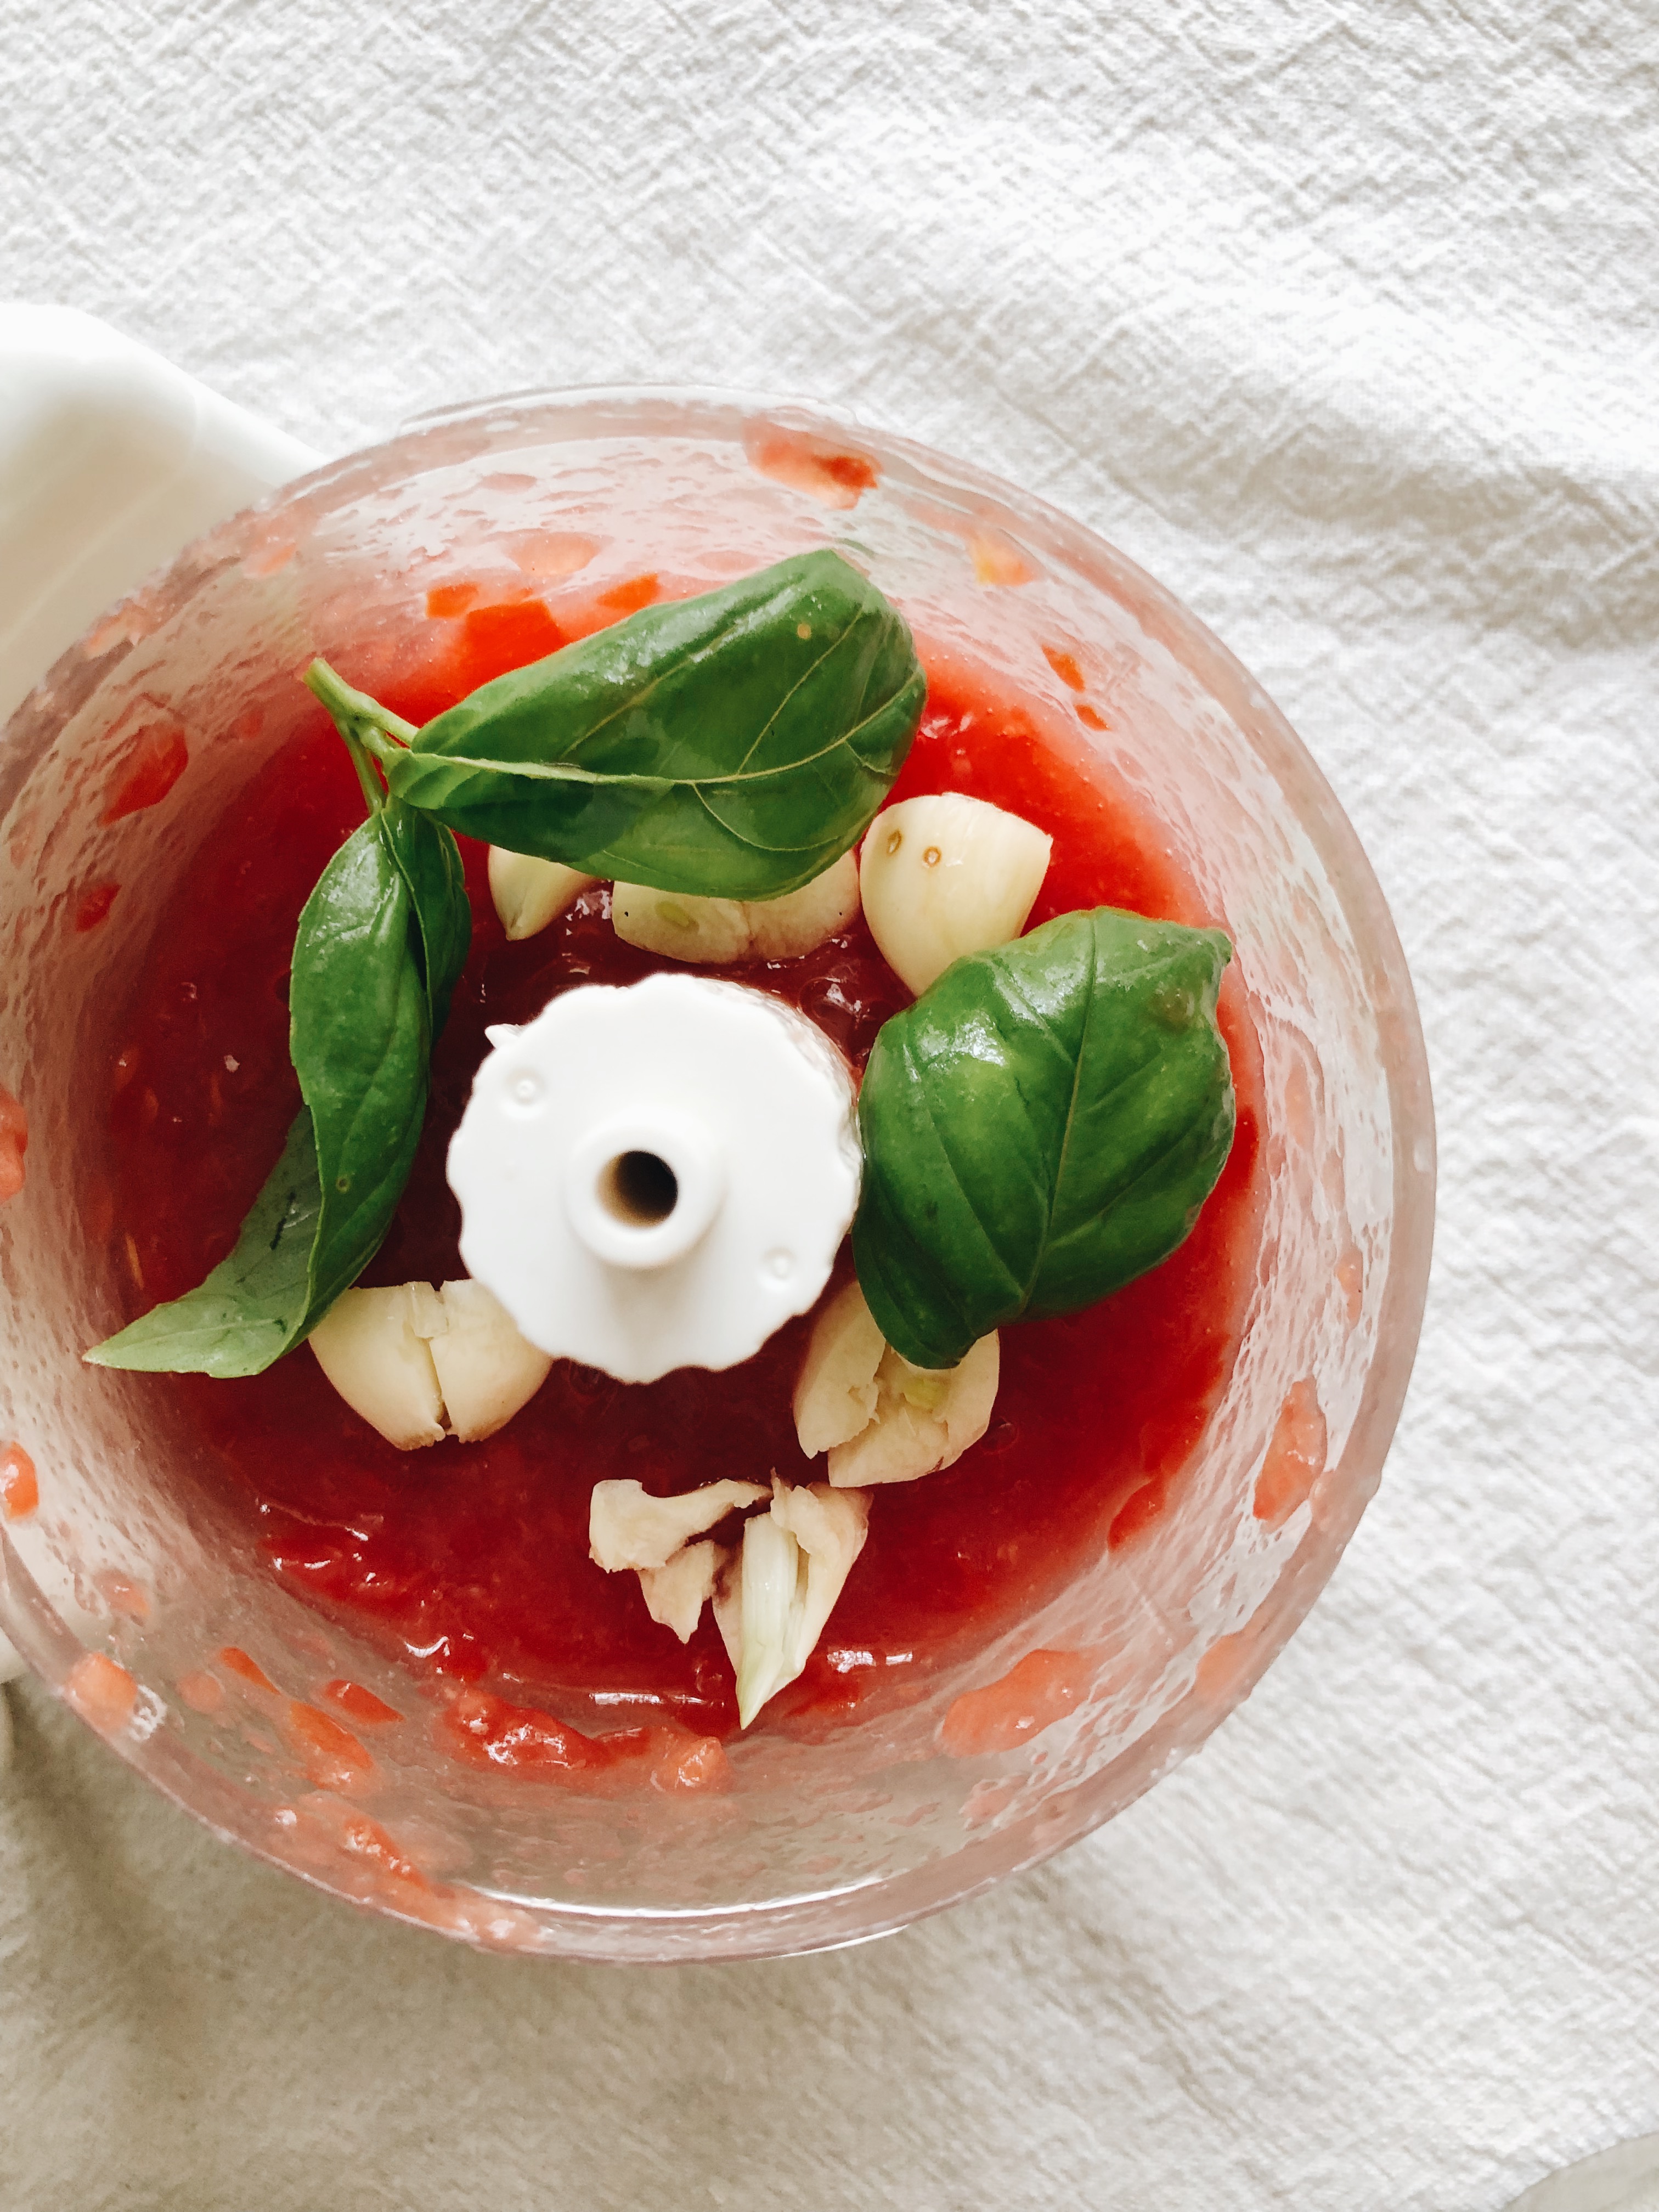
[
  {"x1": 1252, "y1": 1380, "x2": 1328, "y2": 1528},
  {"x1": 218, "y1": 1645, "x2": 277, "y2": 1694},
  {"x1": 322, "y1": 1678, "x2": 403, "y2": 1727},
  {"x1": 0, "y1": 1087, "x2": 26, "y2": 1203},
  {"x1": 438, "y1": 1686, "x2": 628, "y2": 1779},
  {"x1": 102, "y1": 723, "x2": 189, "y2": 823},
  {"x1": 940, "y1": 1649, "x2": 1096, "y2": 1757},
  {"x1": 0, "y1": 1443, "x2": 36, "y2": 1520},
  {"x1": 64, "y1": 1652, "x2": 139, "y2": 1734},
  {"x1": 458, "y1": 600, "x2": 565, "y2": 686},
  {"x1": 74, "y1": 883, "x2": 121, "y2": 934}
]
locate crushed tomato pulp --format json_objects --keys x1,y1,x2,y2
[{"x1": 98, "y1": 607, "x2": 1265, "y2": 1750}]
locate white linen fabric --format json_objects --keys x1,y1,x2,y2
[{"x1": 2, "y1": 2, "x2": 1655, "y2": 2206}]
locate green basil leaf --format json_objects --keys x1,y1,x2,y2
[
  {"x1": 379, "y1": 802, "x2": 471, "y2": 1037},
  {"x1": 380, "y1": 549, "x2": 924, "y2": 900},
  {"x1": 83, "y1": 1111, "x2": 323, "y2": 1376},
  {"x1": 851, "y1": 907, "x2": 1237, "y2": 1370},
  {"x1": 290, "y1": 809, "x2": 433, "y2": 1317},
  {"x1": 86, "y1": 798, "x2": 465, "y2": 1376}
]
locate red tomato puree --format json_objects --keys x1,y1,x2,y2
[{"x1": 97, "y1": 607, "x2": 1263, "y2": 1752}]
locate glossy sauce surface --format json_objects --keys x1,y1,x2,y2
[{"x1": 99, "y1": 604, "x2": 1263, "y2": 1745}]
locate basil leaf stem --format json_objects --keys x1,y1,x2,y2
[
  {"x1": 311, "y1": 549, "x2": 925, "y2": 900},
  {"x1": 851, "y1": 908, "x2": 1237, "y2": 1370},
  {"x1": 304, "y1": 662, "x2": 417, "y2": 755}
]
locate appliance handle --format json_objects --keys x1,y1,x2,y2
[{"x1": 0, "y1": 305, "x2": 322, "y2": 726}]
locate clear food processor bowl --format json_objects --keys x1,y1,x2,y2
[{"x1": 0, "y1": 390, "x2": 1434, "y2": 1961}]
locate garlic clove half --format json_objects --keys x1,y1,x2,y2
[
  {"x1": 826, "y1": 1333, "x2": 1000, "y2": 1487},
  {"x1": 612, "y1": 853, "x2": 859, "y2": 967},
  {"x1": 487, "y1": 848, "x2": 595, "y2": 940},
  {"x1": 792, "y1": 1278, "x2": 887, "y2": 1455},
  {"x1": 637, "y1": 1539, "x2": 726, "y2": 1644},
  {"x1": 425, "y1": 1279, "x2": 554, "y2": 1443},
  {"x1": 588, "y1": 1477, "x2": 769, "y2": 1572},
  {"x1": 859, "y1": 793, "x2": 1052, "y2": 995},
  {"x1": 612, "y1": 884, "x2": 751, "y2": 963},
  {"x1": 309, "y1": 1279, "x2": 552, "y2": 1448},
  {"x1": 794, "y1": 1277, "x2": 1001, "y2": 1487},
  {"x1": 744, "y1": 851, "x2": 860, "y2": 959},
  {"x1": 308, "y1": 1283, "x2": 448, "y2": 1449}
]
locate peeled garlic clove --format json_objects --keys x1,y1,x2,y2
[
  {"x1": 488, "y1": 848, "x2": 594, "y2": 940},
  {"x1": 637, "y1": 1539, "x2": 724, "y2": 1644},
  {"x1": 744, "y1": 851, "x2": 860, "y2": 960},
  {"x1": 308, "y1": 1284, "x2": 447, "y2": 1449},
  {"x1": 588, "y1": 1477, "x2": 769, "y2": 1572},
  {"x1": 427, "y1": 1279, "x2": 552, "y2": 1443},
  {"x1": 793, "y1": 1278, "x2": 887, "y2": 1455},
  {"x1": 860, "y1": 793, "x2": 1052, "y2": 995},
  {"x1": 827, "y1": 1334, "x2": 1000, "y2": 1487},
  {"x1": 612, "y1": 884, "x2": 752, "y2": 964}
]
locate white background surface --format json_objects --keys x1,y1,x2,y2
[{"x1": 3, "y1": 3, "x2": 1657, "y2": 2206}]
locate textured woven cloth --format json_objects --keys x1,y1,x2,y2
[{"x1": 2, "y1": 3, "x2": 1656, "y2": 2207}]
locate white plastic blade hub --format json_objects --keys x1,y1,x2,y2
[{"x1": 448, "y1": 973, "x2": 861, "y2": 1383}]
